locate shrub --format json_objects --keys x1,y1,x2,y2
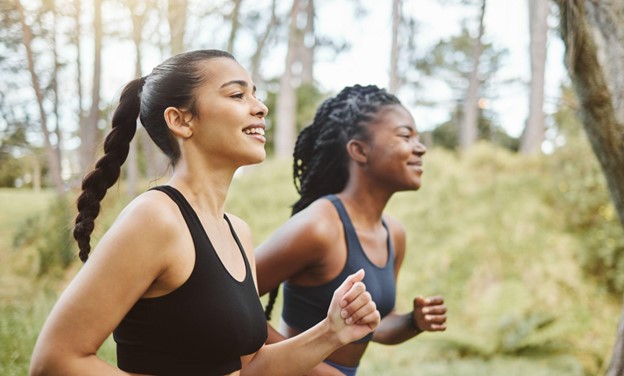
[
  {"x1": 545, "y1": 136, "x2": 624, "y2": 296},
  {"x1": 13, "y1": 197, "x2": 75, "y2": 276}
]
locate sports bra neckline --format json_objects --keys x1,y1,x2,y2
[{"x1": 152, "y1": 185, "x2": 250, "y2": 285}]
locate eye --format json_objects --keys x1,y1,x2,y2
[{"x1": 230, "y1": 93, "x2": 244, "y2": 99}]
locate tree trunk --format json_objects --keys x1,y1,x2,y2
[
  {"x1": 227, "y1": 0, "x2": 243, "y2": 53},
  {"x1": 274, "y1": 0, "x2": 301, "y2": 158},
  {"x1": 51, "y1": 1, "x2": 63, "y2": 171},
  {"x1": 389, "y1": 0, "x2": 402, "y2": 94},
  {"x1": 300, "y1": 0, "x2": 315, "y2": 85},
  {"x1": 32, "y1": 156, "x2": 41, "y2": 192},
  {"x1": 74, "y1": 0, "x2": 85, "y2": 182},
  {"x1": 126, "y1": 3, "x2": 147, "y2": 198},
  {"x1": 137, "y1": 3, "x2": 169, "y2": 180},
  {"x1": 556, "y1": 1, "x2": 624, "y2": 374},
  {"x1": 16, "y1": 0, "x2": 65, "y2": 196},
  {"x1": 460, "y1": 0, "x2": 486, "y2": 151},
  {"x1": 81, "y1": 0, "x2": 103, "y2": 173},
  {"x1": 168, "y1": 0, "x2": 187, "y2": 54},
  {"x1": 250, "y1": 0, "x2": 278, "y2": 84},
  {"x1": 520, "y1": 0, "x2": 549, "y2": 154}
]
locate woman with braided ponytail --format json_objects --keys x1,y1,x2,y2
[
  {"x1": 30, "y1": 50, "x2": 380, "y2": 376},
  {"x1": 256, "y1": 85, "x2": 447, "y2": 375}
]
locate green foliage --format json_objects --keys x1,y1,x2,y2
[
  {"x1": 436, "y1": 306, "x2": 566, "y2": 359},
  {"x1": 376, "y1": 143, "x2": 618, "y2": 375},
  {"x1": 257, "y1": 81, "x2": 328, "y2": 157},
  {"x1": 0, "y1": 117, "x2": 31, "y2": 187},
  {"x1": 295, "y1": 83, "x2": 327, "y2": 132},
  {"x1": 545, "y1": 135, "x2": 624, "y2": 295},
  {"x1": 259, "y1": 86, "x2": 277, "y2": 156},
  {"x1": 425, "y1": 105, "x2": 519, "y2": 151},
  {"x1": 226, "y1": 160, "x2": 298, "y2": 244},
  {"x1": 542, "y1": 84, "x2": 624, "y2": 297},
  {"x1": 12, "y1": 197, "x2": 76, "y2": 276},
  {"x1": 0, "y1": 143, "x2": 621, "y2": 375},
  {"x1": 0, "y1": 153, "x2": 26, "y2": 187},
  {"x1": 0, "y1": 188, "x2": 55, "y2": 250},
  {"x1": 417, "y1": 25, "x2": 508, "y2": 92},
  {"x1": 227, "y1": 145, "x2": 617, "y2": 375},
  {"x1": 0, "y1": 289, "x2": 56, "y2": 376},
  {"x1": 416, "y1": 22, "x2": 519, "y2": 153},
  {"x1": 426, "y1": 118, "x2": 458, "y2": 149}
]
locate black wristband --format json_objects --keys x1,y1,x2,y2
[{"x1": 408, "y1": 312, "x2": 423, "y2": 334}]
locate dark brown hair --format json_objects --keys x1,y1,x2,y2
[{"x1": 74, "y1": 50, "x2": 235, "y2": 262}]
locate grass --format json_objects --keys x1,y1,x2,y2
[
  {"x1": 0, "y1": 143, "x2": 621, "y2": 375},
  {"x1": 0, "y1": 188, "x2": 59, "y2": 376},
  {"x1": 0, "y1": 188, "x2": 55, "y2": 253}
]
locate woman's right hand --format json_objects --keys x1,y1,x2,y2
[{"x1": 326, "y1": 269, "x2": 380, "y2": 345}]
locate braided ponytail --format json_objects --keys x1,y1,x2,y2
[
  {"x1": 74, "y1": 78, "x2": 142, "y2": 262},
  {"x1": 264, "y1": 84, "x2": 401, "y2": 319}
]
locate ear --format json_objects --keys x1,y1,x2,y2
[
  {"x1": 164, "y1": 107, "x2": 193, "y2": 139},
  {"x1": 346, "y1": 139, "x2": 369, "y2": 164}
]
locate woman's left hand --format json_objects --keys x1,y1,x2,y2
[
  {"x1": 327, "y1": 269, "x2": 381, "y2": 345},
  {"x1": 412, "y1": 295, "x2": 447, "y2": 332}
]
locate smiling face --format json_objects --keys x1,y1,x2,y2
[
  {"x1": 183, "y1": 57, "x2": 269, "y2": 168},
  {"x1": 360, "y1": 104, "x2": 427, "y2": 192}
]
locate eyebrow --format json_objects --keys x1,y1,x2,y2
[
  {"x1": 220, "y1": 80, "x2": 256, "y2": 93},
  {"x1": 395, "y1": 125, "x2": 420, "y2": 135}
]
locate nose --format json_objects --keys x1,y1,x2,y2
[
  {"x1": 413, "y1": 139, "x2": 427, "y2": 156},
  {"x1": 254, "y1": 97, "x2": 269, "y2": 118}
]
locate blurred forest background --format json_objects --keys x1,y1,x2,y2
[{"x1": 1, "y1": 0, "x2": 624, "y2": 375}]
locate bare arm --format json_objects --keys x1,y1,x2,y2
[
  {"x1": 371, "y1": 217, "x2": 447, "y2": 345},
  {"x1": 372, "y1": 295, "x2": 446, "y2": 345},
  {"x1": 241, "y1": 270, "x2": 379, "y2": 376},
  {"x1": 30, "y1": 193, "x2": 181, "y2": 375},
  {"x1": 253, "y1": 203, "x2": 348, "y2": 375},
  {"x1": 255, "y1": 201, "x2": 340, "y2": 297},
  {"x1": 229, "y1": 214, "x2": 379, "y2": 376},
  {"x1": 264, "y1": 325, "x2": 345, "y2": 376}
]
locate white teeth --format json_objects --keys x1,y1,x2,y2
[{"x1": 244, "y1": 127, "x2": 265, "y2": 136}]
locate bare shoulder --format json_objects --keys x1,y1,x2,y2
[
  {"x1": 254, "y1": 197, "x2": 344, "y2": 294},
  {"x1": 382, "y1": 214, "x2": 407, "y2": 264},
  {"x1": 30, "y1": 190, "x2": 189, "y2": 363},
  {"x1": 224, "y1": 212, "x2": 253, "y2": 240},
  {"x1": 224, "y1": 212, "x2": 255, "y2": 259},
  {"x1": 382, "y1": 214, "x2": 406, "y2": 240},
  {"x1": 288, "y1": 198, "x2": 343, "y2": 247},
  {"x1": 93, "y1": 190, "x2": 186, "y2": 265},
  {"x1": 113, "y1": 190, "x2": 182, "y2": 229}
]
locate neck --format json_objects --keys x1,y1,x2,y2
[
  {"x1": 167, "y1": 157, "x2": 237, "y2": 219},
  {"x1": 338, "y1": 176, "x2": 393, "y2": 230}
]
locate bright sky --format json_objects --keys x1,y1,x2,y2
[
  {"x1": 309, "y1": 0, "x2": 567, "y2": 137},
  {"x1": 96, "y1": 0, "x2": 567, "y2": 139}
]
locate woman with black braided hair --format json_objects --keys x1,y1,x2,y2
[
  {"x1": 256, "y1": 85, "x2": 447, "y2": 375},
  {"x1": 29, "y1": 50, "x2": 381, "y2": 376}
]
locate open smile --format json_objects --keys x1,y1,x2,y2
[
  {"x1": 243, "y1": 127, "x2": 265, "y2": 136},
  {"x1": 242, "y1": 124, "x2": 266, "y2": 143}
]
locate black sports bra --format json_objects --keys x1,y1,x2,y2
[{"x1": 113, "y1": 185, "x2": 267, "y2": 375}]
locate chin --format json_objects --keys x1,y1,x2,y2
[
  {"x1": 406, "y1": 180, "x2": 422, "y2": 191},
  {"x1": 244, "y1": 150, "x2": 267, "y2": 165}
]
